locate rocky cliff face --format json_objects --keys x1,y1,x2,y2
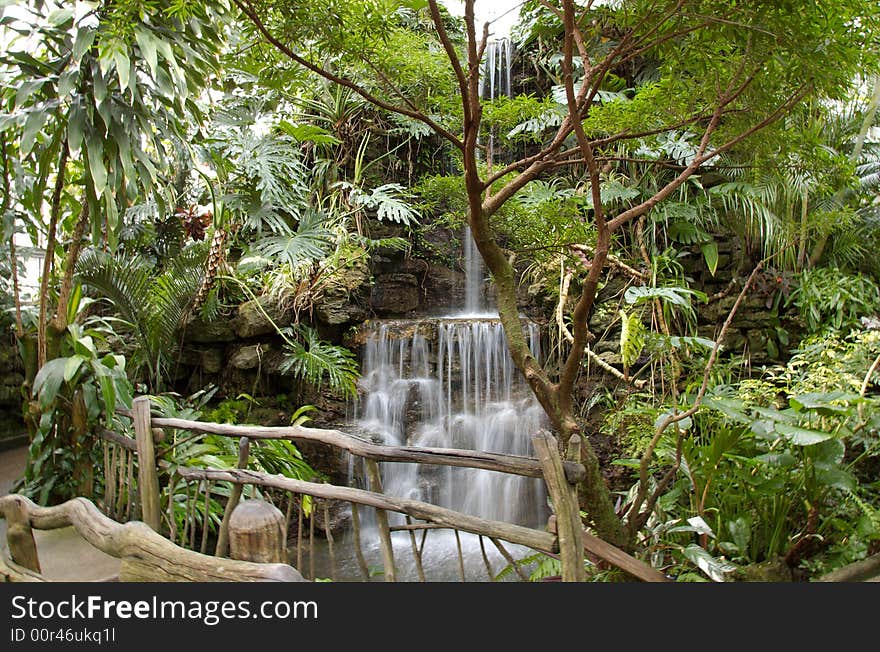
[{"x1": 0, "y1": 333, "x2": 26, "y2": 447}]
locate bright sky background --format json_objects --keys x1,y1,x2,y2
[{"x1": 440, "y1": 1, "x2": 524, "y2": 38}]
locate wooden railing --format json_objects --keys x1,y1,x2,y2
[
  {"x1": 0, "y1": 494, "x2": 303, "y2": 582},
  {"x1": 91, "y1": 396, "x2": 667, "y2": 582}
]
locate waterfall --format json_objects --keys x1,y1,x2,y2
[
  {"x1": 355, "y1": 318, "x2": 546, "y2": 527},
  {"x1": 353, "y1": 36, "x2": 545, "y2": 527},
  {"x1": 461, "y1": 38, "x2": 516, "y2": 318},
  {"x1": 335, "y1": 38, "x2": 546, "y2": 579}
]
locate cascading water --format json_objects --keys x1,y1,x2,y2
[
  {"x1": 460, "y1": 37, "x2": 515, "y2": 319},
  {"x1": 323, "y1": 38, "x2": 545, "y2": 580},
  {"x1": 356, "y1": 318, "x2": 547, "y2": 528}
]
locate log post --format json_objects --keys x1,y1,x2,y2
[
  {"x1": 132, "y1": 396, "x2": 161, "y2": 532},
  {"x1": 532, "y1": 430, "x2": 585, "y2": 582},
  {"x1": 365, "y1": 459, "x2": 396, "y2": 582},
  {"x1": 228, "y1": 499, "x2": 288, "y2": 565},
  {"x1": 215, "y1": 436, "x2": 250, "y2": 558},
  {"x1": 6, "y1": 499, "x2": 41, "y2": 573}
]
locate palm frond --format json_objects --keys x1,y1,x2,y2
[
  {"x1": 75, "y1": 249, "x2": 156, "y2": 361},
  {"x1": 150, "y1": 245, "x2": 208, "y2": 351}
]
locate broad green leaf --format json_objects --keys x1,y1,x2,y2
[
  {"x1": 104, "y1": 186, "x2": 118, "y2": 245},
  {"x1": 57, "y1": 69, "x2": 78, "y2": 96},
  {"x1": 72, "y1": 333, "x2": 97, "y2": 358},
  {"x1": 134, "y1": 29, "x2": 158, "y2": 78},
  {"x1": 63, "y1": 355, "x2": 84, "y2": 382},
  {"x1": 72, "y1": 27, "x2": 97, "y2": 66},
  {"x1": 85, "y1": 130, "x2": 107, "y2": 194},
  {"x1": 789, "y1": 392, "x2": 855, "y2": 415},
  {"x1": 755, "y1": 452, "x2": 796, "y2": 467},
  {"x1": 153, "y1": 35, "x2": 174, "y2": 62},
  {"x1": 751, "y1": 405, "x2": 798, "y2": 424},
  {"x1": 810, "y1": 438, "x2": 845, "y2": 465},
  {"x1": 97, "y1": 372, "x2": 116, "y2": 422},
  {"x1": 704, "y1": 396, "x2": 751, "y2": 424},
  {"x1": 749, "y1": 418, "x2": 776, "y2": 439},
  {"x1": 66, "y1": 282, "x2": 82, "y2": 325},
  {"x1": 775, "y1": 422, "x2": 834, "y2": 446},
  {"x1": 815, "y1": 464, "x2": 857, "y2": 492},
  {"x1": 33, "y1": 358, "x2": 68, "y2": 407},
  {"x1": 15, "y1": 78, "x2": 47, "y2": 107},
  {"x1": 113, "y1": 46, "x2": 130, "y2": 91},
  {"x1": 47, "y1": 8, "x2": 74, "y2": 26},
  {"x1": 700, "y1": 242, "x2": 718, "y2": 275},
  {"x1": 91, "y1": 61, "x2": 107, "y2": 103},
  {"x1": 20, "y1": 108, "x2": 47, "y2": 155},
  {"x1": 113, "y1": 373, "x2": 133, "y2": 409},
  {"x1": 727, "y1": 516, "x2": 751, "y2": 557},
  {"x1": 683, "y1": 544, "x2": 736, "y2": 582}
]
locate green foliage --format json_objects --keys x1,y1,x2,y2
[
  {"x1": 22, "y1": 319, "x2": 134, "y2": 504},
  {"x1": 788, "y1": 266, "x2": 880, "y2": 333},
  {"x1": 0, "y1": 0, "x2": 229, "y2": 247},
  {"x1": 343, "y1": 182, "x2": 420, "y2": 225},
  {"x1": 481, "y1": 94, "x2": 562, "y2": 145},
  {"x1": 618, "y1": 309, "x2": 645, "y2": 370},
  {"x1": 415, "y1": 174, "x2": 468, "y2": 217},
  {"x1": 278, "y1": 324, "x2": 360, "y2": 399},
  {"x1": 640, "y1": 324, "x2": 880, "y2": 578},
  {"x1": 75, "y1": 246, "x2": 208, "y2": 390},
  {"x1": 150, "y1": 389, "x2": 321, "y2": 543}
]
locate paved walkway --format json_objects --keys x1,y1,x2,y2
[{"x1": 0, "y1": 446, "x2": 120, "y2": 581}]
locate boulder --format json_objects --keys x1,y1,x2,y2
[
  {"x1": 314, "y1": 294, "x2": 368, "y2": 325},
  {"x1": 370, "y1": 273, "x2": 420, "y2": 315},
  {"x1": 229, "y1": 344, "x2": 267, "y2": 370},
  {"x1": 186, "y1": 317, "x2": 237, "y2": 343},
  {"x1": 199, "y1": 348, "x2": 224, "y2": 374},
  {"x1": 233, "y1": 295, "x2": 291, "y2": 339},
  {"x1": 313, "y1": 253, "x2": 371, "y2": 326}
]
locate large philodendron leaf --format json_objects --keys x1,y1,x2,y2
[{"x1": 33, "y1": 358, "x2": 71, "y2": 409}]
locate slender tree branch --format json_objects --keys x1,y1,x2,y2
[
  {"x1": 233, "y1": 0, "x2": 464, "y2": 150},
  {"x1": 606, "y1": 86, "x2": 809, "y2": 231},
  {"x1": 428, "y1": 0, "x2": 470, "y2": 123},
  {"x1": 49, "y1": 200, "x2": 90, "y2": 335}
]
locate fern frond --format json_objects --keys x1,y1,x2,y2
[{"x1": 619, "y1": 309, "x2": 646, "y2": 369}]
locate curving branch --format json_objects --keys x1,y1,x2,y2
[{"x1": 232, "y1": 0, "x2": 464, "y2": 150}]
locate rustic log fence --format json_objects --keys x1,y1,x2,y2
[
  {"x1": 11, "y1": 395, "x2": 668, "y2": 582},
  {"x1": 0, "y1": 494, "x2": 304, "y2": 582}
]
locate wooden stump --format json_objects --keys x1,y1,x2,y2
[{"x1": 228, "y1": 499, "x2": 288, "y2": 565}]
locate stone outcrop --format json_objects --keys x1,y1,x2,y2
[
  {"x1": 0, "y1": 335, "x2": 25, "y2": 446},
  {"x1": 370, "y1": 273, "x2": 420, "y2": 314}
]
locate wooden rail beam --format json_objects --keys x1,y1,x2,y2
[
  {"x1": 135, "y1": 411, "x2": 585, "y2": 484},
  {"x1": 171, "y1": 465, "x2": 558, "y2": 553},
  {"x1": 0, "y1": 494, "x2": 304, "y2": 582}
]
